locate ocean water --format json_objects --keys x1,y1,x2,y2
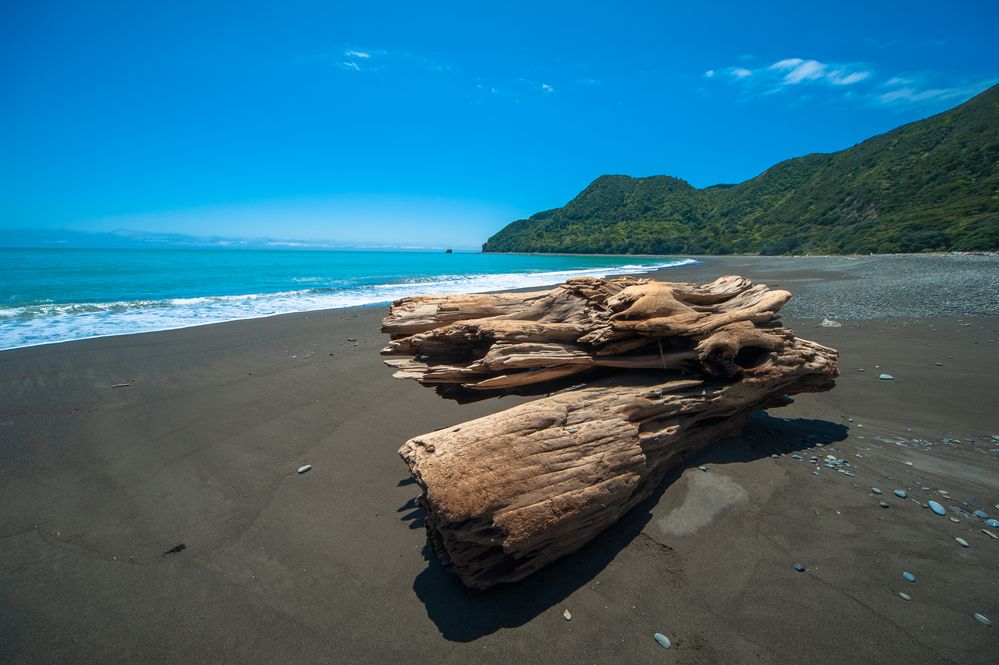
[{"x1": 0, "y1": 248, "x2": 695, "y2": 350}]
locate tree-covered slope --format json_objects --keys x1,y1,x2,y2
[{"x1": 483, "y1": 84, "x2": 999, "y2": 254}]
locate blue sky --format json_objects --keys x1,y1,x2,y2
[{"x1": 1, "y1": 1, "x2": 996, "y2": 249}]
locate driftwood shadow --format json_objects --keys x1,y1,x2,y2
[{"x1": 404, "y1": 412, "x2": 847, "y2": 642}]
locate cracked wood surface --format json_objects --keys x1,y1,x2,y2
[{"x1": 382, "y1": 276, "x2": 839, "y2": 588}]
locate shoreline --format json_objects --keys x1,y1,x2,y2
[
  {"x1": 4, "y1": 252, "x2": 998, "y2": 354},
  {"x1": 2, "y1": 255, "x2": 998, "y2": 664}
]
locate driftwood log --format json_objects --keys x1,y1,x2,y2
[{"x1": 382, "y1": 276, "x2": 838, "y2": 588}]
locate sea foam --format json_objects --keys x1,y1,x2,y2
[{"x1": 0, "y1": 258, "x2": 694, "y2": 350}]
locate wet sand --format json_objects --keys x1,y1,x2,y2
[{"x1": 1, "y1": 255, "x2": 997, "y2": 664}]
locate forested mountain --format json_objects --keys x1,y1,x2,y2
[{"x1": 483, "y1": 84, "x2": 999, "y2": 255}]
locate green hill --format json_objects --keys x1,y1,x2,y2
[{"x1": 483, "y1": 84, "x2": 999, "y2": 255}]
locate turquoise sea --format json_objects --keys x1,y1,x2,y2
[{"x1": 0, "y1": 248, "x2": 694, "y2": 350}]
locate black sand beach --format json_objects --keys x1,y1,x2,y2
[{"x1": 2, "y1": 255, "x2": 997, "y2": 664}]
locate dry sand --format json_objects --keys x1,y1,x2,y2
[{"x1": 1, "y1": 255, "x2": 997, "y2": 664}]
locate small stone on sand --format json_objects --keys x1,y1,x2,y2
[
  {"x1": 871, "y1": 487, "x2": 882, "y2": 495},
  {"x1": 879, "y1": 501, "x2": 890, "y2": 509},
  {"x1": 297, "y1": 465, "x2": 312, "y2": 474},
  {"x1": 562, "y1": 609, "x2": 572, "y2": 621},
  {"x1": 794, "y1": 563, "x2": 806, "y2": 572},
  {"x1": 973, "y1": 510, "x2": 987, "y2": 519},
  {"x1": 928, "y1": 500, "x2": 946, "y2": 515},
  {"x1": 902, "y1": 571, "x2": 916, "y2": 583},
  {"x1": 955, "y1": 537, "x2": 969, "y2": 548},
  {"x1": 986, "y1": 518, "x2": 999, "y2": 528},
  {"x1": 879, "y1": 373, "x2": 894, "y2": 380},
  {"x1": 894, "y1": 489, "x2": 907, "y2": 499},
  {"x1": 654, "y1": 633, "x2": 672, "y2": 649},
  {"x1": 982, "y1": 529, "x2": 997, "y2": 539},
  {"x1": 698, "y1": 465, "x2": 709, "y2": 472},
  {"x1": 899, "y1": 593, "x2": 912, "y2": 601},
  {"x1": 973, "y1": 613, "x2": 991, "y2": 626}
]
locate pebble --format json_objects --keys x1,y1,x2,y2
[
  {"x1": 296, "y1": 464, "x2": 312, "y2": 474},
  {"x1": 902, "y1": 571, "x2": 916, "y2": 583},
  {"x1": 794, "y1": 563, "x2": 806, "y2": 572},
  {"x1": 879, "y1": 374, "x2": 894, "y2": 381},
  {"x1": 879, "y1": 501, "x2": 890, "y2": 509},
  {"x1": 903, "y1": 461, "x2": 913, "y2": 467},
  {"x1": 974, "y1": 510, "x2": 988, "y2": 519},
  {"x1": 698, "y1": 465, "x2": 709, "y2": 472},
  {"x1": 955, "y1": 537, "x2": 970, "y2": 548},
  {"x1": 899, "y1": 592, "x2": 912, "y2": 601},
  {"x1": 986, "y1": 519, "x2": 999, "y2": 528},
  {"x1": 974, "y1": 613, "x2": 991, "y2": 626},
  {"x1": 812, "y1": 471, "x2": 821, "y2": 476},
  {"x1": 562, "y1": 609, "x2": 572, "y2": 621},
  {"x1": 791, "y1": 454, "x2": 803, "y2": 461},
  {"x1": 871, "y1": 487, "x2": 883, "y2": 494},
  {"x1": 935, "y1": 362, "x2": 943, "y2": 366},
  {"x1": 950, "y1": 517, "x2": 961, "y2": 524},
  {"x1": 894, "y1": 489, "x2": 908, "y2": 499},
  {"x1": 820, "y1": 319, "x2": 842, "y2": 327},
  {"x1": 771, "y1": 454, "x2": 779, "y2": 459},
  {"x1": 983, "y1": 529, "x2": 997, "y2": 539},
  {"x1": 654, "y1": 633, "x2": 672, "y2": 649}
]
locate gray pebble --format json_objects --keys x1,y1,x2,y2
[
  {"x1": 879, "y1": 373, "x2": 894, "y2": 380},
  {"x1": 794, "y1": 563, "x2": 806, "y2": 572},
  {"x1": 973, "y1": 613, "x2": 991, "y2": 626},
  {"x1": 879, "y1": 501, "x2": 890, "y2": 509},
  {"x1": 871, "y1": 487, "x2": 883, "y2": 495},
  {"x1": 894, "y1": 489, "x2": 907, "y2": 499},
  {"x1": 928, "y1": 500, "x2": 946, "y2": 515},
  {"x1": 974, "y1": 510, "x2": 988, "y2": 519},
  {"x1": 297, "y1": 464, "x2": 312, "y2": 474},
  {"x1": 986, "y1": 519, "x2": 999, "y2": 528},
  {"x1": 698, "y1": 465, "x2": 709, "y2": 472},
  {"x1": 654, "y1": 633, "x2": 672, "y2": 649},
  {"x1": 955, "y1": 537, "x2": 970, "y2": 548},
  {"x1": 899, "y1": 592, "x2": 912, "y2": 601},
  {"x1": 902, "y1": 571, "x2": 916, "y2": 583}
]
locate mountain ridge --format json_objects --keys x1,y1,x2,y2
[{"x1": 483, "y1": 84, "x2": 999, "y2": 255}]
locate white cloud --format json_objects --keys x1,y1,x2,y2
[
  {"x1": 828, "y1": 69, "x2": 870, "y2": 85},
  {"x1": 340, "y1": 61, "x2": 361, "y2": 71},
  {"x1": 778, "y1": 59, "x2": 827, "y2": 84},
  {"x1": 541, "y1": 83, "x2": 555, "y2": 93},
  {"x1": 344, "y1": 50, "x2": 371, "y2": 59},
  {"x1": 769, "y1": 58, "x2": 804, "y2": 70},
  {"x1": 702, "y1": 53, "x2": 994, "y2": 110},
  {"x1": 876, "y1": 83, "x2": 990, "y2": 106}
]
